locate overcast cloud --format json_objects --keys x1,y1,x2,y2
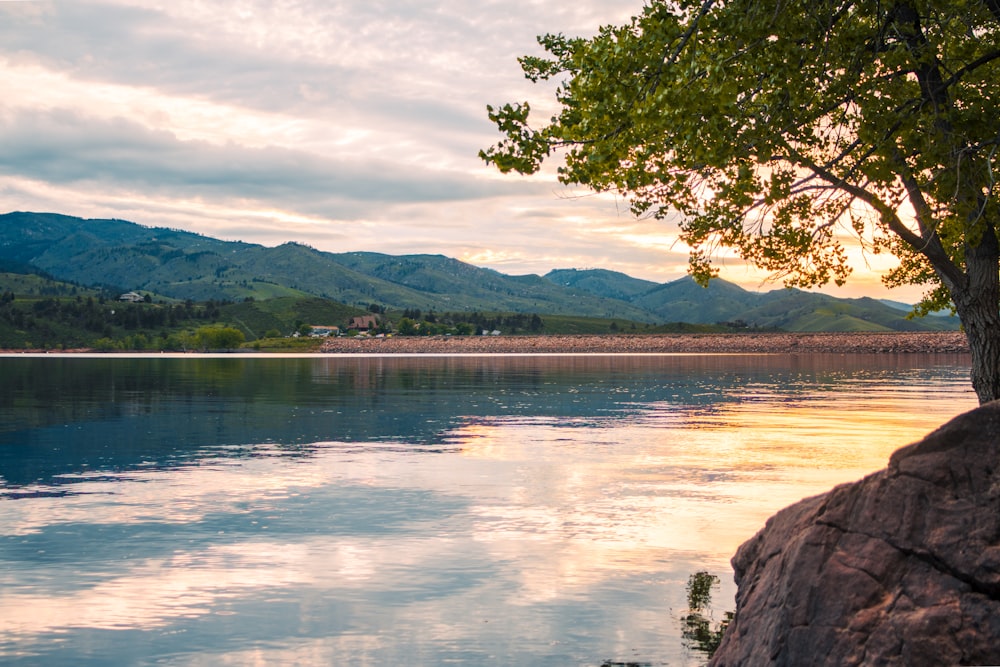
[{"x1": 0, "y1": 0, "x2": 911, "y2": 298}]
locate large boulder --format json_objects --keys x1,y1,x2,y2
[{"x1": 710, "y1": 401, "x2": 1000, "y2": 666}]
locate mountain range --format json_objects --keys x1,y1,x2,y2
[{"x1": 0, "y1": 211, "x2": 959, "y2": 332}]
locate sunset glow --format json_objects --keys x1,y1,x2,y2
[{"x1": 0, "y1": 1, "x2": 926, "y2": 301}]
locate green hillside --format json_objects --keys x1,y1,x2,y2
[
  {"x1": 0, "y1": 271, "x2": 371, "y2": 349},
  {"x1": 0, "y1": 211, "x2": 963, "y2": 333},
  {"x1": 544, "y1": 268, "x2": 660, "y2": 301},
  {"x1": 0, "y1": 213, "x2": 655, "y2": 320},
  {"x1": 741, "y1": 291, "x2": 959, "y2": 332},
  {"x1": 331, "y1": 252, "x2": 655, "y2": 318},
  {"x1": 220, "y1": 297, "x2": 365, "y2": 339},
  {"x1": 630, "y1": 277, "x2": 757, "y2": 323}
]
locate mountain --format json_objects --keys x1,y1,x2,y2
[
  {"x1": 328, "y1": 252, "x2": 652, "y2": 318},
  {"x1": 544, "y1": 268, "x2": 660, "y2": 301},
  {"x1": 632, "y1": 275, "x2": 766, "y2": 324},
  {"x1": 0, "y1": 212, "x2": 962, "y2": 332},
  {"x1": 544, "y1": 267, "x2": 958, "y2": 332},
  {"x1": 879, "y1": 298, "x2": 915, "y2": 313},
  {"x1": 0, "y1": 212, "x2": 651, "y2": 320},
  {"x1": 562, "y1": 270, "x2": 960, "y2": 332}
]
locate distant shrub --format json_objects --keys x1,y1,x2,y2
[{"x1": 193, "y1": 326, "x2": 245, "y2": 350}]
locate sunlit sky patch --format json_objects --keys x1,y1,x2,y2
[{"x1": 0, "y1": 0, "x2": 923, "y2": 301}]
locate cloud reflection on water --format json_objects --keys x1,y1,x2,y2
[{"x1": 0, "y1": 353, "x2": 978, "y2": 666}]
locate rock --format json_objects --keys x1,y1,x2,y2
[
  {"x1": 319, "y1": 332, "x2": 970, "y2": 355},
  {"x1": 710, "y1": 401, "x2": 1000, "y2": 666}
]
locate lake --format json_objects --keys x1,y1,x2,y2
[{"x1": 0, "y1": 352, "x2": 976, "y2": 666}]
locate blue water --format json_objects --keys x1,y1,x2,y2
[{"x1": 0, "y1": 353, "x2": 976, "y2": 665}]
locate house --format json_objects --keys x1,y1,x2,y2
[
  {"x1": 119, "y1": 292, "x2": 144, "y2": 303},
  {"x1": 348, "y1": 315, "x2": 379, "y2": 331},
  {"x1": 309, "y1": 326, "x2": 340, "y2": 338}
]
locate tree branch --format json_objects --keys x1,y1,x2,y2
[{"x1": 786, "y1": 144, "x2": 964, "y2": 287}]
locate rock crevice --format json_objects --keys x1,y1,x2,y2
[
  {"x1": 710, "y1": 401, "x2": 1000, "y2": 666},
  {"x1": 815, "y1": 517, "x2": 1000, "y2": 603}
]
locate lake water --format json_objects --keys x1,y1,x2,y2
[{"x1": 0, "y1": 352, "x2": 976, "y2": 666}]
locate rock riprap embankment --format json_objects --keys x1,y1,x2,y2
[
  {"x1": 710, "y1": 401, "x2": 1000, "y2": 666},
  {"x1": 320, "y1": 332, "x2": 969, "y2": 355}
]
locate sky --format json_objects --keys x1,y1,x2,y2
[{"x1": 0, "y1": 0, "x2": 922, "y2": 301}]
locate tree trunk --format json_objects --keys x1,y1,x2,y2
[
  {"x1": 957, "y1": 298, "x2": 1000, "y2": 404},
  {"x1": 950, "y1": 224, "x2": 1000, "y2": 404}
]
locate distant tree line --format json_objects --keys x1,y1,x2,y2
[
  {"x1": 0, "y1": 294, "x2": 238, "y2": 350},
  {"x1": 93, "y1": 325, "x2": 245, "y2": 352},
  {"x1": 392, "y1": 310, "x2": 544, "y2": 336},
  {"x1": 1, "y1": 296, "x2": 225, "y2": 331}
]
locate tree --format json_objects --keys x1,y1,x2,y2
[
  {"x1": 482, "y1": 0, "x2": 1000, "y2": 403},
  {"x1": 397, "y1": 317, "x2": 419, "y2": 336},
  {"x1": 193, "y1": 326, "x2": 245, "y2": 351},
  {"x1": 681, "y1": 571, "x2": 733, "y2": 658}
]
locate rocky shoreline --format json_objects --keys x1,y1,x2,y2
[
  {"x1": 0, "y1": 331, "x2": 970, "y2": 355},
  {"x1": 710, "y1": 400, "x2": 1000, "y2": 666},
  {"x1": 319, "y1": 331, "x2": 969, "y2": 355}
]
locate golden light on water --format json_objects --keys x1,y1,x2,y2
[
  {"x1": 0, "y1": 353, "x2": 977, "y2": 665},
  {"x1": 451, "y1": 362, "x2": 976, "y2": 564}
]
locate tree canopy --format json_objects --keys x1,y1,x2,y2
[{"x1": 482, "y1": 0, "x2": 1000, "y2": 402}]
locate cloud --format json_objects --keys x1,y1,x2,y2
[
  {"x1": 0, "y1": 1, "x2": 578, "y2": 209},
  {"x1": 0, "y1": 0, "x2": 919, "y2": 299},
  {"x1": 0, "y1": 107, "x2": 537, "y2": 215}
]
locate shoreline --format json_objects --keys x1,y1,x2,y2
[
  {"x1": 319, "y1": 331, "x2": 970, "y2": 355},
  {"x1": 0, "y1": 332, "x2": 971, "y2": 356}
]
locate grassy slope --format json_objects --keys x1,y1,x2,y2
[
  {"x1": 0, "y1": 213, "x2": 963, "y2": 332},
  {"x1": 221, "y1": 297, "x2": 366, "y2": 339}
]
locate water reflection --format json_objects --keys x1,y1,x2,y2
[
  {"x1": 0, "y1": 353, "x2": 976, "y2": 666},
  {"x1": 0, "y1": 353, "x2": 973, "y2": 493},
  {"x1": 681, "y1": 572, "x2": 732, "y2": 658}
]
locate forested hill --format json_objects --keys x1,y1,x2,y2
[{"x1": 0, "y1": 212, "x2": 960, "y2": 332}]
